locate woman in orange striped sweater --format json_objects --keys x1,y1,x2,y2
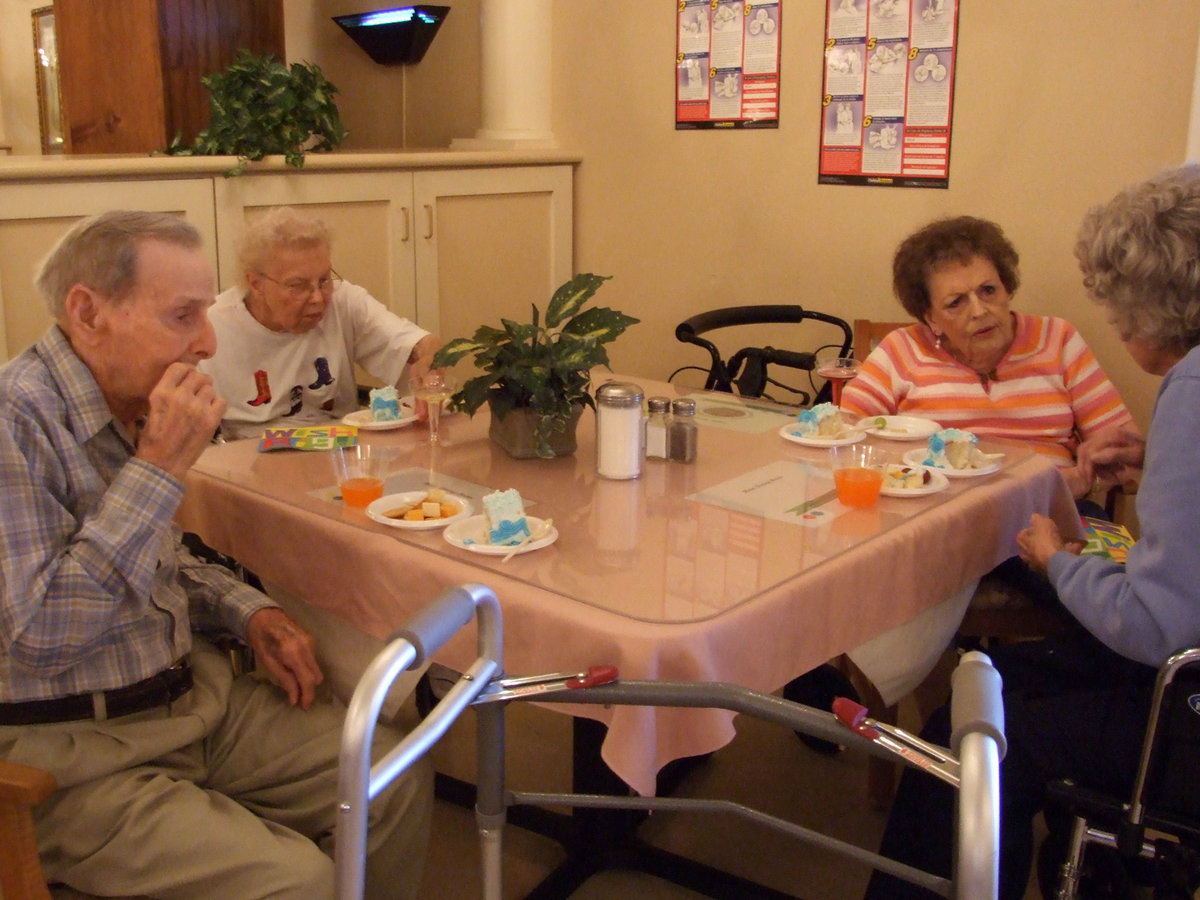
[{"x1": 841, "y1": 216, "x2": 1139, "y2": 499}]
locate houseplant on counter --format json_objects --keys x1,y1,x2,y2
[
  {"x1": 431, "y1": 273, "x2": 639, "y2": 459},
  {"x1": 163, "y1": 50, "x2": 347, "y2": 176}
]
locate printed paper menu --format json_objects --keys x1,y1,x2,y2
[
  {"x1": 677, "y1": 0, "x2": 781, "y2": 129},
  {"x1": 818, "y1": 0, "x2": 959, "y2": 188}
]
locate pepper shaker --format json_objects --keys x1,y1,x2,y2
[{"x1": 668, "y1": 398, "x2": 698, "y2": 463}]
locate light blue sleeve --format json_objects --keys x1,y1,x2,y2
[{"x1": 1047, "y1": 348, "x2": 1200, "y2": 665}]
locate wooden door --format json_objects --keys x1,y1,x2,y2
[{"x1": 54, "y1": 0, "x2": 283, "y2": 154}]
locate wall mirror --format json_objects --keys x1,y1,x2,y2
[{"x1": 33, "y1": 6, "x2": 64, "y2": 154}]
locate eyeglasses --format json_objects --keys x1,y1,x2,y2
[{"x1": 256, "y1": 268, "x2": 342, "y2": 300}]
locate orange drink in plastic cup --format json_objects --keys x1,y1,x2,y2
[
  {"x1": 829, "y1": 443, "x2": 884, "y2": 509},
  {"x1": 833, "y1": 467, "x2": 883, "y2": 508},
  {"x1": 329, "y1": 445, "x2": 396, "y2": 509},
  {"x1": 339, "y1": 476, "x2": 384, "y2": 508}
]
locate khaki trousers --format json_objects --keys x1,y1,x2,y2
[{"x1": 0, "y1": 638, "x2": 432, "y2": 900}]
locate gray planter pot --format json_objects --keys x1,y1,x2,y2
[{"x1": 488, "y1": 403, "x2": 583, "y2": 459}]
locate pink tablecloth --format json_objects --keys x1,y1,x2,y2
[{"x1": 179, "y1": 396, "x2": 1079, "y2": 796}]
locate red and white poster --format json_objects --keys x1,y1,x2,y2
[
  {"x1": 818, "y1": 0, "x2": 959, "y2": 188},
  {"x1": 676, "y1": 0, "x2": 781, "y2": 130}
]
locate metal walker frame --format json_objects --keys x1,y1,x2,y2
[{"x1": 336, "y1": 583, "x2": 1006, "y2": 899}]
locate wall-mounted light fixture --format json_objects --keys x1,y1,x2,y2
[{"x1": 332, "y1": 6, "x2": 450, "y2": 65}]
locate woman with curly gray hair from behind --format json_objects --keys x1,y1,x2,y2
[{"x1": 865, "y1": 165, "x2": 1200, "y2": 900}]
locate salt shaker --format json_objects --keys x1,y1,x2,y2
[
  {"x1": 645, "y1": 396, "x2": 671, "y2": 459},
  {"x1": 668, "y1": 398, "x2": 698, "y2": 463},
  {"x1": 595, "y1": 381, "x2": 645, "y2": 479}
]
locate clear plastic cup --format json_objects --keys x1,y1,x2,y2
[
  {"x1": 329, "y1": 445, "x2": 396, "y2": 508},
  {"x1": 829, "y1": 443, "x2": 885, "y2": 508}
]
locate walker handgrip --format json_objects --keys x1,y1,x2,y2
[
  {"x1": 832, "y1": 696, "x2": 869, "y2": 729},
  {"x1": 568, "y1": 665, "x2": 619, "y2": 688},
  {"x1": 950, "y1": 650, "x2": 1007, "y2": 758},
  {"x1": 390, "y1": 584, "x2": 479, "y2": 665}
]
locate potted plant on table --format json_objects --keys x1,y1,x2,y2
[{"x1": 431, "y1": 273, "x2": 639, "y2": 459}]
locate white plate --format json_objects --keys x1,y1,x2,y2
[
  {"x1": 366, "y1": 491, "x2": 472, "y2": 529},
  {"x1": 342, "y1": 399, "x2": 418, "y2": 431},
  {"x1": 902, "y1": 447, "x2": 1003, "y2": 478},
  {"x1": 879, "y1": 466, "x2": 950, "y2": 497},
  {"x1": 443, "y1": 515, "x2": 558, "y2": 556},
  {"x1": 863, "y1": 415, "x2": 941, "y2": 441},
  {"x1": 778, "y1": 422, "x2": 865, "y2": 448}
]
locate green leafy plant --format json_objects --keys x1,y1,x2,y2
[
  {"x1": 431, "y1": 273, "x2": 639, "y2": 458},
  {"x1": 164, "y1": 50, "x2": 347, "y2": 175}
]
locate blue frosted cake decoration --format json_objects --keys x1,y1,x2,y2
[
  {"x1": 481, "y1": 488, "x2": 531, "y2": 546},
  {"x1": 794, "y1": 402, "x2": 839, "y2": 437},
  {"x1": 369, "y1": 385, "x2": 402, "y2": 421},
  {"x1": 924, "y1": 428, "x2": 977, "y2": 467}
]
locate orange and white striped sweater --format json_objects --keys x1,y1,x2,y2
[{"x1": 840, "y1": 313, "x2": 1133, "y2": 465}]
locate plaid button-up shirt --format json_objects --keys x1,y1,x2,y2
[{"x1": 0, "y1": 327, "x2": 272, "y2": 702}]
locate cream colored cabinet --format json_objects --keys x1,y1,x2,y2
[
  {"x1": 0, "y1": 178, "x2": 217, "y2": 362},
  {"x1": 412, "y1": 166, "x2": 574, "y2": 339},
  {"x1": 213, "y1": 164, "x2": 574, "y2": 339},
  {"x1": 212, "y1": 171, "x2": 419, "y2": 320},
  {"x1": 0, "y1": 158, "x2": 575, "y2": 365}
]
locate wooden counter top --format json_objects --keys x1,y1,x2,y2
[{"x1": 0, "y1": 149, "x2": 581, "y2": 182}]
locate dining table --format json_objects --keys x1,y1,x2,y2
[{"x1": 176, "y1": 374, "x2": 1081, "y2": 800}]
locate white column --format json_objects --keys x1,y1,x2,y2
[{"x1": 453, "y1": 0, "x2": 555, "y2": 149}]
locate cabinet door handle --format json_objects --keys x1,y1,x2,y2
[
  {"x1": 400, "y1": 206, "x2": 410, "y2": 242},
  {"x1": 423, "y1": 204, "x2": 434, "y2": 240}
]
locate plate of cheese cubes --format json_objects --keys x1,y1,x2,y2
[
  {"x1": 443, "y1": 488, "x2": 558, "y2": 556},
  {"x1": 366, "y1": 488, "x2": 471, "y2": 530}
]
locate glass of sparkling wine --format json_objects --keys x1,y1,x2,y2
[
  {"x1": 414, "y1": 372, "x2": 456, "y2": 445},
  {"x1": 815, "y1": 350, "x2": 862, "y2": 407}
]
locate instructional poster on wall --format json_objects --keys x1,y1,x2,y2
[
  {"x1": 676, "y1": 0, "x2": 781, "y2": 129},
  {"x1": 818, "y1": 0, "x2": 959, "y2": 188}
]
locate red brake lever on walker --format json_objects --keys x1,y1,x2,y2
[
  {"x1": 831, "y1": 696, "x2": 962, "y2": 787},
  {"x1": 565, "y1": 665, "x2": 619, "y2": 689}
]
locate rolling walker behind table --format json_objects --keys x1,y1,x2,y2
[{"x1": 336, "y1": 583, "x2": 1007, "y2": 900}]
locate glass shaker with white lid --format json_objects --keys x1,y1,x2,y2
[{"x1": 595, "y1": 381, "x2": 645, "y2": 479}]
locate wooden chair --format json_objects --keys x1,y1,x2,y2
[
  {"x1": 0, "y1": 758, "x2": 55, "y2": 900},
  {"x1": 853, "y1": 317, "x2": 911, "y2": 361}
]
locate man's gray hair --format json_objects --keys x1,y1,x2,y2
[{"x1": 35, "y1": 210, "x2": 203, "y2": 317}]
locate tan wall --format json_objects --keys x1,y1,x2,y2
[
  {"x1": 0, "y1": 1, "x2": 50, "y2": 156},
  {"x1": 284, "y1": 1, "x2": 480, "y2": 151},
  {"x1": 545, "y1": 1, "x2": 1199, "y2": 433},
  {"x1": 403, "y1": 0, "x2": 1197, "y2": 432}
]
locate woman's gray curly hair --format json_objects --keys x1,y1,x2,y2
[
  {"x1": 237, "y1": 206, "x2": 332, "y2": 280},
  {"x1": 1075, "y1": 164, "x2": 1200, "y2": 352}
]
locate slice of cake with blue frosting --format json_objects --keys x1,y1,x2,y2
[
  {"x1": 924, "y1": 428, "x2": 986, "y2": 469},
  {"x1": 369, "y1": 385, "x2": 403, "y2": 422},
  {"x1": 794, "y1": 402, "x2": 847, "y2": 437},
  {"x1": 481, "y1": 488, "x2": 531, "y2": 546}
]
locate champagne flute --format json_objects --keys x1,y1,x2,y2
[
  {"x1": 815, "y1": 350, "x2": 862, "y2": 407},
  {"x1": 414, "y1": 372, "x2": 456, "y2": 445}
]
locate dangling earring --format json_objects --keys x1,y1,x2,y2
[{"x1": 934, "y1": 333, "x2": 943, "y2": 349}]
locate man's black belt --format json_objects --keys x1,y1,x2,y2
[{"x1": 0, "y1": 658, "x2": 193, "y2": 726}]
